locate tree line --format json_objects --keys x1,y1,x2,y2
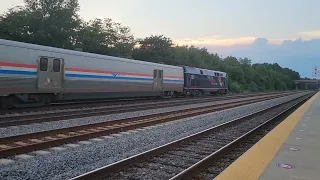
[{"x1": 0, "y1": 0, "x2": 301, "y2": 93}]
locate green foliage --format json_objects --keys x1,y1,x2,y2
[
  {"x1": 0, "y1": 0, "x2": 301, "y2": 93},
  {"x1": 0, "y1": 0, "x2": 81, "y2": 49},
  {"x1": 228, "y1": 80, "x2": 243, "y2": 93},
  {"x1": 132, "y1": 35, "x2": 174, "y2": 64},
  {"x1": 75, "y1": 18, "x2": 135, "y2": 58}
]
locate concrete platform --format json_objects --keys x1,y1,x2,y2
[{"x1": 214, "y1": 92, "x2": 320, "y2": 180}]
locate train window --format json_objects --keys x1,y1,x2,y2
[
  {"x1": 53, "y1": 59, "x2": 61, "y2": 72},
  {"x1": 220, "y1": 73, "x2": 223, "y2": 76},
  {"x1": 153, "y1": 70, "x2": 157, "y2": 78},
  {"x1": 40, "y1": 57, "x2": 48, "y2": 71},
  {"x1": 200, "y1": 70, "x2": 203, "y2": 74},
  {"x1": 158, "y1": 70, "x2": 162, "y2": 78}
]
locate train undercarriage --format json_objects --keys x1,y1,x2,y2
[
  {"x1": 183, "y1": 89, "x2": 227, "y2": 97},
  {"x1": 0, "y1": 91, "x2": 180, "y2": 109},
  {"x1": 1, "y1": 94, "x2": 55, "y2": 109},
  {"x1": 0, "y1": 88, "x2": 227, "y2": 109}
]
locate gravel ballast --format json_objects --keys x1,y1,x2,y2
[
  {"x1": 104, "y1": 94, "x2": 307, "y2": 180},
  {"x1": 0, "y1": 94, "x2": 293, "y2": 138},
  {"x1": 0, "y1": 92, "x2": 309, "y2": 180}
]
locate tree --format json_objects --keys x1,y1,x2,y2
[
  {"x1": 132, "y1": 35, "x2": 174, "y2": 64},
  {"x1": 0, "y1": 1, "x2": 302, "y2": 93},
  {"x1": 75, "y1": 18, "x2": 135, "y2": 58},
  {"x1": 0, "y1": 0, "x2": 81, "y2": 49}
]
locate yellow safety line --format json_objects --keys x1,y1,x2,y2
[{"x1": 214, "y1": 92, "x2": 319, "y2": 180}]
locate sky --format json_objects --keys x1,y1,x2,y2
[{"x1": 1, "y1": 0, "x2": 320, "y2": 78}]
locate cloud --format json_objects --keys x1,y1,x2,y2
[
  {"x1": 173, "y1": 30, "x2": 320, "y2": 47},
  {"x1": 172, "y1": 32, "x2": 320, "y2": 78},
  {"x1": 174, "y1": 36, "x2": 256, "y2": 46},
  {"x1": 226, "y1": 38, "x2": 320, "y2": 78},
  {"x1": 173, "y1": 35, "x2": 298, "y2": 47},
  {"x1": 298, "y1": 30, "x2": 320, "y2": 39},
  {"x1": 267, "y1": 38, "x2": 297, "y2": 44}
]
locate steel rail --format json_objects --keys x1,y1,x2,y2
[
  {"x1": 0, "y1": 94, "x2": 287, "y2": 158},
  {"x1": 0, "y1": 92, "x2": 296, "y2": 127},
  {"x1": 68, "y1": 92, "x2": 314, "y2": 180},
  {"x1": 169, "y1": 92, "x2": 314, "y2": 180},
  {"x1": 0, "y1": 91, "x2": 298, "y2": 115}
]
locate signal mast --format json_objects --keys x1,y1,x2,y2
[
  {"x1": 312, "y1": 66, "x2": 320, "y2": 90},
  {"x1": 313, "y1": 66, "x2": 319, "y2": 77}
]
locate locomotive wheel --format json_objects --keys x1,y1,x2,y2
[
  {"x1": 0, "y1": 98, "x2": 5, "y2": 109},
  {"x1": 0, "y1": 96, "x2": 16, "y2": 109}
]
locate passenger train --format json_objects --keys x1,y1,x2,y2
[{"x1": 0, "y1": 39, "x2": 228, "y2": 108}]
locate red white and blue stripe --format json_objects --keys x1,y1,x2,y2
[
  {"x1": 0, "y1": 62, "x2": 184, "y2": 83},
  {"x1": 0, "y1": 62, "x2": 37, "y2": 76}
]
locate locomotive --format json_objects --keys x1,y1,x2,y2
[{"x1": 0, "y1": 39, "x2": 228, "y2": 108}]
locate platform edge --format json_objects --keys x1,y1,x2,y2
[{"x1": 214, "y1": 92, "x2": 319, "y2": 180}]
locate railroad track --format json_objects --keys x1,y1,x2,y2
[
  {"x1": 68, "y1": 91, "x2": 314, "y2": 180},
  {"x1": 0, "y1": 92, "x2": 292, "y2": 159},
  {"x1": 0, "y1": 91, "x2": 298, "y2": 127},
  {"x1": 0, "y1": 91, "x2": 299, "y2": 116},
  {"x1": 0, "y1": 92, "x2": 265, "y2": 115},
  {"x1": 189, "y1": 108, "x2": 299, "y2": 180}
]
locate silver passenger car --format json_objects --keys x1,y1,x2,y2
[{"x1": 0, "y1": 39, "x2": 184, "y2": 107}]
